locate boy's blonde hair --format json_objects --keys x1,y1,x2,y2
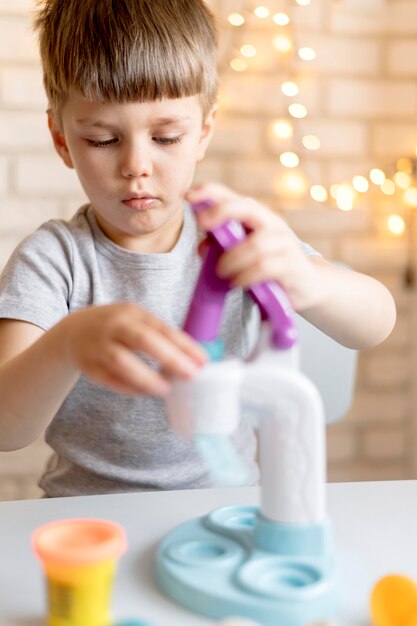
[{"x1": 34, "y1": 0, "x2": 218, "y2": 116}]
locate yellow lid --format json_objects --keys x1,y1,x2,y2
[
  {"x1": 32, "y1": 518, "x2": 127, "y2": 566},
  {"x1": 371, "y1": 574, "x2": 417, "y2": 626}
]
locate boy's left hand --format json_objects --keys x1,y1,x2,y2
[{"x1": 186, "y1": 183, "x2": 324, "y2": 312}]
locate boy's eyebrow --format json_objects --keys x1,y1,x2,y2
[{"x1": 75, "y1": 116, "x2": 193, "y2": 128}]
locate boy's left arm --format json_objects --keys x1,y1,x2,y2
[{"x1": 186, "y1": 183, "x2": 396, "y2": 350}]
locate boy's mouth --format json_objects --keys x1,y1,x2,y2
[{"x1": 122, "y1": 192, "x2": 158, "y2": 211}]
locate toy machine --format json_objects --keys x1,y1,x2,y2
[{"x1": 156, "y1": 200, "x2": 340, "y2": 626}]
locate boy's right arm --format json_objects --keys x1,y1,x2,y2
[{"x1": 0, "y1": 303, "x2": 207, "y2": 451}]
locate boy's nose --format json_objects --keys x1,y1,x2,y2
[{"x1": 120, "y1": 147, "x2": 153, "y2": 178}]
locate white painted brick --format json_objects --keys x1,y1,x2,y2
[
  {"x1": 294, "y1": 35, "x2": 380, "y2": 76},
  {"x1": 0, "y1": 478, "x2": 21, "y2": 502},
  {"x1": 386, "y1": 1, "x2": 417, "y2": 35},
  {"x1": 327, "y1": 79, "x2": 417, "y2": 118},
  {"x1": 388, "y1": 40, "x2": 417, "y2": 77},
  {"x1": 0, "y1": 0, "x2": 33, "y2": 13},
  {"x1": 329, "y1": 1, "x2": 386, "y2": 35},
  {"x1": 325, "y1": 160, "x2": 377, "y2": 188},
  {"x1": 0, "y1": 197, "x2": 66, "y2": 233},
  {"x1": 290, "y1": 2, "x2": 324, "y2": 30},
  {"x1": 228, "y1": 158, "x2": 322, "y2": 198},
  {"x1": 0, "y1": 155, "x2": 7, "y2": 194},
  {"x1": 214, "y1": 0, "x2": 324, "y2": 31},
  {"x1": 362, "y1": 427, "x2": 406, "y2": 460},
  {"x1": 327, "y1": 424, "x2": 357, "y2": 463},
  {"x1": 282, "y1": 206, "x2": 371, "y2": 238},
  {"x1": 0, "y1": 437, "x2": 50, "y2": 476},
  {"x1": 15, "y1": 155, "x2": 86, "y2": 197},
  {"x1": 209, "y1": 115, "x2": 263, "y2": 155},
  {"x1": 0, "y1": 16, "x2": 38, "y2": 62},
  {"x1": 297, "y1": 119, "x2": 368, "y2": 156},
  {"x1": 0, "y1": 475, "x2": 44, "y2": 502},
  {"x1": 0, "y1": 65, "x2": 47, "y2": 109},
  {"x1": 225, "y1": 32, "x2": 291, "y2": 74},
  {"x1": 194, "y1": 158, "x2": 226, "y2": 186},
  {"x1": 378, "y1": 312, "x2": 409, "y2": 349},
  {"x1": 339, "y1": 236, "x2": 407, "y2": 271},
  {"x1": 229, "y1": 158, "x2": 283, "y2": 196},
  {"x1": 347, "y1": 388, "x2": 408, "y2": 424},
  {"x1": 373, "y1": 271, "x2": 413, "y2": 313},
  {"x1": 328, "y1": 462, "x2": 407, "y2": 483},
  {"x1": 0, "y1": 111, "x2": 50, "y2": 150},
  {"x1": 0, "y1": 232, "x2": 27, "y2": 270},
  {"x1": 219, "y1": 75, "x2": 320, "y2": 116},
  {"x1": 372, "y1": 122, "x2": 417, "y2": 158},
  {"x1": 364, "y1": 351, "x2": 411, "y2": 388}
]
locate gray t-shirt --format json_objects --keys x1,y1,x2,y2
[{"x1": 0, "y1": 204, "x2": 317, "y2": 497}]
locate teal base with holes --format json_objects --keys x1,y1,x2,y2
[{"x1": 155, "y1": 505, "x2": 340, "y2": 626}]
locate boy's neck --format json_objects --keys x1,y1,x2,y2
[{"x1": 92, "y1": 205, "x2": 185, "y2": 254}]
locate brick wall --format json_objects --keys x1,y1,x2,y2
[{"x1": 0, "y1": 0, "x2": 414, "y2": 499}]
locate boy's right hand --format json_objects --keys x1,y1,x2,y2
[{"x1": 56, "y1": 303, "x2": 207, "y2": 396}]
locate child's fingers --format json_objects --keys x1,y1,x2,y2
[
  {"x1": 145, "y1": 313, "x2": 207, "y2": 365},
  {"x1": 196, "y1": 197, "x2": 279, "y2": 234},
  {"x1": 187, "y1": 183, "x2": 289, "y2": 239},
  {"x1": 85, "y1": 351, "x2": 171, "y2": 396},
  {"x1": 216, "y1": 231, "x2": 288, "y2": 279},
  {"x1": 115, "y1": 322, "x2": 205, "y2": 378},
  {"x1": 197, "y1": 237, "x2": 210, "y2": 258}
]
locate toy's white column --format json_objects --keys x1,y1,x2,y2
[{"x1": 243, "y1": 355, "x2": 326, "y2": 524}]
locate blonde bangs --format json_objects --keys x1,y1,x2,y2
[{"x1": 34, "y1": 0, "x2": 218, "y2": 114}]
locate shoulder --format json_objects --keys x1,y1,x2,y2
[{"x1": 15, "y1": 205, "x2": 94, "y2": 261}]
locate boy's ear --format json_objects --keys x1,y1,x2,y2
[
  {"x1": 47, "y1": 111, "x2": 74, "y2": 169},
  {"x1": 196, "y1": 104, "x2": 218, "y2": 162}
]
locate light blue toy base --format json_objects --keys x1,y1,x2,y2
[{"x1": 156, "y1": 505, "x2": 340, "y2": 626}]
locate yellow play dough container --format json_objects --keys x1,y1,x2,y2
[{"x1": 32, "y1": 518, "x2": 127, "y2": 626}]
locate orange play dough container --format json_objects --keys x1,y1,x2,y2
[{"x1": 32, "y1": 518, "x2": 127, "y2": 626}]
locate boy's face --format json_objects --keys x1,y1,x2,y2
[{"x1": 49, "y1": 93, "x2": 216, "y2": 251}]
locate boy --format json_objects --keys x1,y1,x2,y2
[{"x1": 0, "y1": 0, "x2": 395, "y2": 496}]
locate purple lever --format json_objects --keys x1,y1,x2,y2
[{"x1": 183, "y1": 199, "x2": 297, "y2": 350}]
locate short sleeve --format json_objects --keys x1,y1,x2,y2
[{"x1": 0, "y1": 221, "x2": 73, "y2": 330}]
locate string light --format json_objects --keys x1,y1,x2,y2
[
  {"x1": 381, "y1": 179, "x2": 396, "y2": 196},
  {"x1": 388, "y1": 214, "x2": 406, "y2": 236},
  {"x1": 352, "y1": 176, "x2": 369, "y2": 193},
  {"x1": 335, "y1": 184, "x2": 355, "y2": 211},
  {"x1": 276, "y1": 171, "x2": 307, "y2": 197},
  {"x1": 404, "y1": 187, "x2": 417, "y2": 207},
  {"x1": 397, "y1": 157, "x2": 413, "y2": 173},
  {"x1": 394, "y1": 171, "x2": 411, "y2": 189},
  {"x1": 272, "y1": 119, "x2": 294, "y2": 139},
  {"x1": 273, "y1": 35, "x2": 293, "y2": 53},
  {"x1": 230, "y1": 58, "x2": 248, "y2": 72},
  {"x1": 281, "y1": 81, "x2": 299, "y2": 97},
  {"x1": 310, "y1": 185, "x2": 328, "y2": 202},
  {"x1": 302, "y1": 134, "x2": 320, "y2": 150},
  {"x1": 224, "y1": 0, "x2": 417, "y2": 228},
  {"x1": 240, "y1": 44, "x2": 257, "y2": 57},
  {"x1": 288, "y1": 103, "x2": 307, "y2": 118},
  {"x1": 298, "y1": 47, "x2": 316, "y2": 61},
  {"x1": 329, "y1": 184, "x2": 339, "y2": 199},
  {"x1": 370, "y1": 168, "x2": 386, "y2": 185},
  {"x1": 254, "y1": 6, "x2": 270, "y2": 19},
  {"x1": 280, "y1": 152, "x2": 300, "y2": 168},
  {"x1": 272, "y1": 12, "x2": 290, "y2": 26},
  {"x1": 227, "y1": 13, "x2": 245, "y2": 26}
]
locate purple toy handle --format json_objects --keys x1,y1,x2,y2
[{"x1": 183, "y1": 199, "x2": 297, "y2": 350}]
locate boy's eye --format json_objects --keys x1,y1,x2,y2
[
  {"x1": 86, "y1": 138, "x2": 118, "y2": 148},
  {"x1": 153, "y1": 136, "x2": 183, "y2": 145}
]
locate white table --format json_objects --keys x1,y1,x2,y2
[{"x1": 1, "y1": 480, "x2": 416, "y2": 626}]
